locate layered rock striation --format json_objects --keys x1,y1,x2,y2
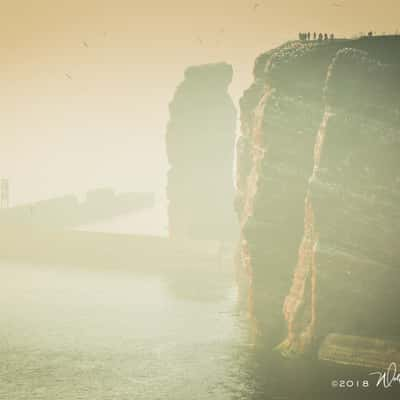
[
  {"x1": 235, "y1": 37, "x2": 400, "y2": 355},
  {"x1": 166, "y1": 63, "x2": 237, "y2": 240}
]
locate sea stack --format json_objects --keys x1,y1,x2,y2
[{"x1": 166, "y1": 63, "x2": 237, "y2": 240}]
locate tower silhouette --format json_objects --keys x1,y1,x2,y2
[{"x1": 0, "y1": 179, "x2": 9, "y2": 208}]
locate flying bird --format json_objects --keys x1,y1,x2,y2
[
  {"x1": 65, "y1": 73, "x2": 72, "y2": 80},
  {"x1": 82, "y1": 41, "x2": 89, "y2": 48},
  {"x1": 253, "y1": 2, "x2": 260, "y2": 10},
  {"x1": 331, "y1": 1, "x2": 344, "y2": 6}
]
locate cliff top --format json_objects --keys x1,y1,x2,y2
[{"x1": 254, "y1": 36, "x2": 400, "y2": 79}]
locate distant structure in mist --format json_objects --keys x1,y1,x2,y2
[
  {"x1": 166, "y1": 63, "x2": 237, "y2": 240},
  {"x1": 0, "y1": 179, "x2": 9, "y2": 208},
  {"x1": 0, "y1": 188, "x2": 154, "y2": 228}
]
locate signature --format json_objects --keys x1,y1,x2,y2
[{"x1": 369, "y1": 362, "x2": 400, "y2": 388}]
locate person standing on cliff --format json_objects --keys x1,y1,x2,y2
[
  {"x1": 298, "y1": 32, "x2": 306, "y2": 41},
  {"x1": 313, "y1": 32, "x2": 317, "y2": 40}
]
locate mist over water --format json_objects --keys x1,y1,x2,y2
[
  {"x1": 0, "y1": 262, "x2": 255, "y2": 400},
  {"x1": 1, "y1": 2, "x2": 400, "y2": 399},
  {"x1": 76, "y1": 196, "x2": 169, "y2": 236},
  {"x1": 0, "y1": 261, "x2": 394, "y2": 400}
]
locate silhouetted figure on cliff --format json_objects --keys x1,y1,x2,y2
[
  {"x1": 330, "y1": 33, "x2": 335, "y2": 40},
  {"x1": 313, "y1": 32, "x2": 317, "y2": 40},
  {"x1": 324, "y1": 33, "x2": 328, "y2": 40},
  {"x1": 299, "y1": 32, "x2": 311, "y2": 41},
  {"x1": 368, "y1": 31, "x2": 373, "y2": 37},
  {"x1": 318, "y1": 33, "x2": 323, "y2": 41}
]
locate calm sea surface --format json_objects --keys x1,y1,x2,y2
[
  {"x1": 0, "y1": 261, "x2": 395, "y2": 400},
  {"x1": 0, "y1": 261, "x2": 256, "y2": 400}
]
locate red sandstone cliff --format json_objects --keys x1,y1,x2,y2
[{"x1": 235, "y1": 37, "x2": 400, "y2": 356}]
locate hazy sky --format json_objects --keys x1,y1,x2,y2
[{"x1": 1, "y1": 0, "x2": 399, "y2": 204}]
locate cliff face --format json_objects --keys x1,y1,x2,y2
[
  {"x1": 166, "y1": 63, "x2": 237, "y2": 240},
  {"x1": 236, "y1": 37, "x2": 400, "y2": 355}
]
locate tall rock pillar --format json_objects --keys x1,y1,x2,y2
[{"x1": 166, "y1": 63, "x2": 237, "y2": 240}]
